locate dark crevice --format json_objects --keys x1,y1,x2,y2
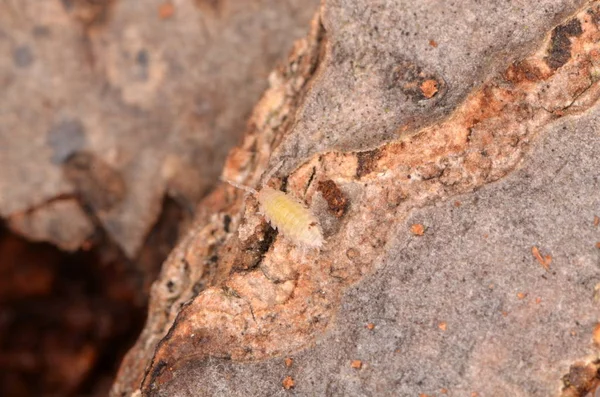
[
  {"x1": 304, "y1": 166, "x2": 317, "y2": 196},
  {"x1": 256, "y1": 226, "x2": 278, "y2": 264},
  {"x1": 0, "y1": 220, "x2": 144, "y2": 397},
  {"x1": 0, "y1": 195, "x2": 187, "y2": 396}
]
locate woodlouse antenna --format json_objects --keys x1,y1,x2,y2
[
  {"x1": 260, "y1": 159, "x2": 284, "y2": 185},
  {"x1": 221, "y1": 177, "x2": 258, "y2": 195}
]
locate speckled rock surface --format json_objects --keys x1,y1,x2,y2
[
  {"x1": 0, "y1": 0, "x2": 317, "y2": 256},
  {"x1": 154, "y1": 113, "x2": 600, "y2": 397},
  {"x1": 271, "y1": 0, "x2": 585, "y2": 165},
  {"x1": 111, "y1": 1, "x2": 600, "y2": 396}
]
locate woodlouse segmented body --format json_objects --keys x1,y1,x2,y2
[
  {"x1": 257, "y1": 187, "x2": 323, "y2": 249},
  {"x1": 224, "y1": 178, "x2": 324, "y2": 249}
]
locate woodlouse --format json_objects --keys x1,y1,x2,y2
[{"x1": 224, "y1": 176, "x2": 324, "y2": 249}]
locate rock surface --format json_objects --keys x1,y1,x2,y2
[
  {"x1": 151, "y1": 110, "x2": 600, "y2": 397},
  {"x1": 110, "y1": 1, "x2": 600, "y2": 396}
]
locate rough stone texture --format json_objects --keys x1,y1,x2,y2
[
  {"x1": 0, "y1": 0, "x2": 317, "y2": 256},
  {"x1": 111, "y1": 1, "x2": 600, "y2": 396},
  {"x1": 271, "y1": 0, "x2": 585, "y2": 167},
  {"x1": 153, "y1": 114, "x2": 600, "y2": 397}
]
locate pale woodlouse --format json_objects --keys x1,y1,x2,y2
[{"x1": 224, "y1": 170, "x2": 324, "y2": 249}]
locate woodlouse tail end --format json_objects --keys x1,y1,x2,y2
[{"x1": 305, "y1": 228, "x2": 324, "y2": 250}]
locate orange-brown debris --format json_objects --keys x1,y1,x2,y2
[
  {"x1": 594, "y1": 215, "x2": 599, "y2": 227},
  {"x1": 284, "y1": 357, "x2": 294, "y2": 368},
  {"x1": 438, "y1": 321, "x2": 448, "y2": 331},
  {"x1": 532, "y1": 246, "x2": 552, "y2": 271},
  {"x1": 317, "y1": 179, "x2": 348, "y2": 217},
  {"x1": 351, "y1": 360, "x2": 362, "y2": 369},
  {"x1": 282, "y1": 376, "x2": 295, "y2": 390},
  {"x1": 355, "y1": 148, "x2": 382, "y2": 178},
  {"x1": 429, "y1": 39, "x2": 438, "y2": 48},
  {"x1": 366, "y1": 323, "x2": 375, "y2": 330},
  {"x1": 517, "y1": 292, "x2": 527, "y2": 300},
  {"x1": 420, "y1": 79, "x2": 439, "y2": 98},
  {"x1": 544, "y1": 18, "x2": 583, "y2": 70},
  {"x1": 410, "y1": 224, "x2": 425, "y2": 236}
]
